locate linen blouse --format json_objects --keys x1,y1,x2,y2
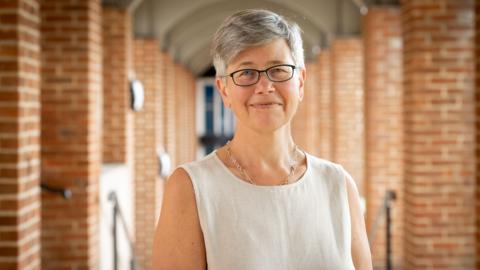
[{"x1": 180, "y1": 151, "x2": 355, "y2": 270}]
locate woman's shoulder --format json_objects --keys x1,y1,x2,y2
[
  {"x1": 305, "y1": 152, "x2": 344, "y2": 175},
  {"x1": 304, "y1": 153, "x2": 354, "y2": 192},
  {"x1": 179, "y1": 151, "x2": 218, "y2": 171},
  {"x1": 174, "y1": 151, "x2": 226, "y2": 190},
  {"x1": 175, "y1": 151, "x2": 220, "y2": 181}
]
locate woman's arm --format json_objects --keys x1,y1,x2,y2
[
  {"x1": 345, "y1": 171, "x2": 373, "y2": 270},
  {"x1": 152, "y1": 168, "x2": 207, "y2": 270}
]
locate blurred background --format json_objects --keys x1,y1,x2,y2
[{"x1": 0, "y1": 0, "x2": 477, "y2": 269}]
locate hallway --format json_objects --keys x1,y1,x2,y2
[{"x1": 0, "y1": 0, "x2": 478, "y2": 269}]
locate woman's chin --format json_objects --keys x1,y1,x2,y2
[{"x1": 249, "y1": 118, "x2": 287, "y2": 133}]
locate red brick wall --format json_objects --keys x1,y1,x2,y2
[
  {"x1": 162, "y1": 53, "x2": 177, "y2": 168},
  {"x1": 331, "y1": 39, "x2": 365, "y2": 195},
  {"x1": 174, "y1": 65, "x2": 197, "y2": 164},
  {"x1": 40, "y1": 0, "x2": 102, "y2": 268},
  {"x1": 402, "y1": 0, "x2": 476, "y2": 268},
  {"x1": 102, "y1": 7, "x2": 133, "y2": 164},
  {"x1": 291, "y1": 85, "x2": 305, "y2": 148},
  {"x1": 155, "y1": 51, "x2": 166, "y2": 216},
  {"x1": 307, "y1": 62, "x2": 319, "y2": 154},
  {"x1": 477, "y1": 0, "x2": 480, "y2": 268},
  {"x1": 0, "y1": 0, "x2": 41, "y2": 268},
  {"x1": 186, "y1": 70, "x2": 197, "y2": 162},
  {"x1": 160, "y1": 55, "x2": 197, "y2": 174},
  {"x1": 133, "y1": 39, "x2": 161, "y2": 270},
  {"x1": 156, "y1": 53, "x2": 165, "y2": 166},
  {"x1": 293, "y1": 62, "x2": 319, "y2": 153},
  {"x1": 133, "y1": 42, "x2": 197, "y2": 268},
  {"x1": 175, "y1": 64, "x2": 188, "y2": 165},
  {"x1": 317, "y1": 51, "x2": 333, "y2": 160},
  {"x1": 363, "y1": 7, "x2": 404, "y2": 269}
]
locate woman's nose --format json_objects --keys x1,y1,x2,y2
[{"x1": 254, "y1": 72, "x2": 275, "y2": 94}]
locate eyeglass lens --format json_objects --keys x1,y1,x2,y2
[{"x1": 232, "y1": 65, "x2": 294, "y2": 86}]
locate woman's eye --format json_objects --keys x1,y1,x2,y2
[
  {"x1": 238, "y1": 70, "x2": 255, "y2": 77},
  {"x1": 270, "y1": 67, "x2": 287, "y2": 74}
]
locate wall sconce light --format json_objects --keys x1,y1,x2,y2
[
  {"x1": 130, "y1": 79, "x2": 144, "y2": 111},
  {"x1": 157, "y1": 147, "x2": 171, "y2": 179}
]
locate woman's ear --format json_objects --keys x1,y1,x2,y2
[
  {"x1": 298, "y1": 67, "x2": 306, "y2": 101},
  {"x1": 215, "y1": 77, "x2": 231, "y2": 108}
]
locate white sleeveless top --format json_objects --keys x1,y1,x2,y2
[{"x1": 180, "y1": 151, "x2": 355, "y2": 270}]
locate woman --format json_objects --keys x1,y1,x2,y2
[{"x1": 152, "y1": 9, "x2": 372, "y2": 270}]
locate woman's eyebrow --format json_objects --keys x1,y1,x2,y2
[
  {"x1": 266, "y1": 60, "x2": 284, "y2": 65},
  {"x1": 235, "y1": 60, "x2": 286, "y2": 69},
  {"x1": 235, "y1": 61, "x2": 255, "y2": 68}
]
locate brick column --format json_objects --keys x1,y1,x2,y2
[
  {"x1": 331, "y1": 38, "x2": 365, "y2": 195},
  {"x1": 174, "y1": 65, "x2": 197, "y2": 165},
  {"x1": 155, "y1": 53, "x2": 165, "y2": 165},
  {"x1": 155, "y1": 50, "x2": 166, "y2": 213},
  {"x1": 174, "y1": 64, "x2": 187, "y2": 165},
  {"x1": 162, "y1": 53, "x2": 177, "y2": 168},
  {"x1": 40, "y1": 0, "x2": 102, "y2": 268},
  {"x1": 293, "y1": 62, "x2": 318, "y2": 153},
  {"x1": 363, "y1": 7, "x2": 403, "y2": 269},
  {"x1": 317, "y1": 51, "x2": 333, "y2": 160},
  {"x1": 477, "y1": 0, "x2": 480, "y2": 267},
  {"x1": 133, "y1": 39, "x2": 161, "y2": 270},
  {"x1": 402, "y1": 0, "x2": 476, "y2": 268},
  {"x1": 186, "y1": 71, "x2": 197, "y2": 162},
  {"x1": 0, "y1": 1, "x2": 41, "y2": 269},
  {"x1": 308, "y1": 63, "x2": 321, "y2": 157},
  {"x1": 306, "y1": 62, "x2": 319, "y2": 154},
  {"x1": 102, "y1": 7, "x2": 133, "y2": 164}
]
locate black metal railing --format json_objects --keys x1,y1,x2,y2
[
  {"x1": 369, "y1": 190, "x2": 396, "y2": 270},
  {"x1": 40, "y1": 183, "x2": 72, "y2": 199},
  {"x1": 108, "y1": 191, "x2": 137, "y2": 270}
]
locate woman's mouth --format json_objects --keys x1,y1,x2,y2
[{"x1": 249, "y1": 103, "x2": 282, "y2": 109}]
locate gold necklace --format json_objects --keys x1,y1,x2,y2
[{"x1": 225, "y1": 141, "x2": 299, "y2": 185}]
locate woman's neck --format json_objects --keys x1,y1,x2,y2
[{"x1": 228, "y1": 124, "x2": 296, "y2": 170}]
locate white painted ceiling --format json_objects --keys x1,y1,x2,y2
[{"x1": 132, "y1": 0, "x2": 364, "y2": 75}]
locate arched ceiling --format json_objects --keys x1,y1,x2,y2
[{"x1": 133, "y1": 0, "x2": 362, "y2": 75}]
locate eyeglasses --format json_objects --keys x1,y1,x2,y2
[{"x1": 223, "y1": 64, "x2": 296, "y2": 87}]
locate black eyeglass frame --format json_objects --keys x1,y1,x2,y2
[{"x1": 222, "y1": 64, "x2": 297, "y2": 87}]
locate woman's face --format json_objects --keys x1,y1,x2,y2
[{"x1": 216, "y1": 38, "x2": 306, "y2": 134}]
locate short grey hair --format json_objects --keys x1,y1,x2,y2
[{"x1": 211, "y1": 9, "x2": 304, "y2": 76}]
